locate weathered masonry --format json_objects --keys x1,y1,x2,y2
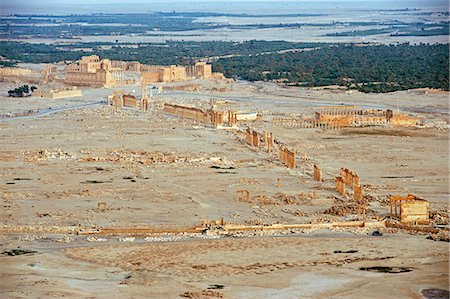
[
  {"x1": 389, "y1": 195, "x2": 430, "y2": 225},
  {"x1": 279, "y1": 146, "x2": 296, "y2": 169},
  {"x1": 163, "y1": 103, "x2": 238, "y2": 127},
  {"x1": 65, "y1": 55, "x2": 123, "y2": 87}
]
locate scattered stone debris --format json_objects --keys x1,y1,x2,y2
[
  {"x1": 323, "y1": 204, "x2": 358, "y2": 216},
  {"x1": 426, "y1": 231, "x2": 449, "y2": 242},
  {"x1": 24, "y1": 148, "x2": 76, "y2": 162},
  {"x1": 86, "y1": 236, "x2": 108, "y2": 242},
  {"x1": 54, "y1": 235, "x2": 74, "y2": 243},
  {"x1": 273, "y1": 193, "x2": 298, "y2": 205},
  {"x1": 119, "y1": 237, "x2": 135, "y2": 242},
  {"x1": 18, "y1": 235, "x2": 46, "y2": 242},
  {"x1": 430, "y1": 211, "x2": 449, "y2": 225}
]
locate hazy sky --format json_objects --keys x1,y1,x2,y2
[{"x1": 2, "y1": 0, "x2": 446, "y2": 15}]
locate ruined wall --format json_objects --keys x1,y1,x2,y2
[
  {"x1": 236, "y1": 112, "x2": 258, "y2": 121},
  {"x1": 279, "y1": 146, "x2": 296, "y2": 169},
  {"x1": 252, "y1": 131, "x2": 259, "y2": 147},
  {"x1": 400, "y1": 200, "x2": 429, "y2": 224},
  {"x1": 159, "y1": 65, "x2": 187, "y2": 82},
  {"x1": 32, "y1": 87, "x2": 82, "y2": 99},
  {"x1": 353, "y1": 184, "x2": 363, "y2": 201},
  {"x1": 340, "y1": 168, "x2": 360, "y2": 187},
  {"x1": 313, "y1": 164, "x2": 322, "y2": 181},
  {"x1": 195, "y1": 62, "x2": 212, "y2": 80},
  {"x1": 0, "y1": 67, "x2": 32, "y2": 77},
  {"x1": 389, "y1": 114, "x2": 418, "y2": 126},
  {"x1": 123, "y1": 94, "x2": 137, "y2": 108},
  {"x1": 245, "y1": 128, "x2": 252, "y2": 145},
  {"x1": 163, "y1": 103, "x2": 207, "y2": 123},
  {"x1": 163, "y1": 103, "x2": 240, "y2": 128},
  {"x1": 141, "y1": 71, "x2": 161, "y2": 83},
  {"x1": 336, "y1": 176, "x2": 345, "y2": 195}
]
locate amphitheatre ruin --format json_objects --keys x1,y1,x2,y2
[{"x1": 0, "y1": 51, "x2": 449, "y2": 298}]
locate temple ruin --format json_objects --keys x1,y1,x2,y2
[{"x1": 65, "y1": 55, "x2": 124, "y2": 87}]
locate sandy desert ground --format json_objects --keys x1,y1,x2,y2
[{"x1": 0, "y1": 76, "x2": 449, "y2": 298}]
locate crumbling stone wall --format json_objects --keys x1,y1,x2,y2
[
  {"x1": 340, "y1": 168, "x2": 360, "y2": 187},
  {"x1": 353, "y1": 184, "x2": 363, "y2": 201},
  {"x1": 389, "y1": 114, "x2": 418, "y2": 126},
  {"x1": 123, "y1": 94, "x2": 137, "y2": 108},
  {"x1": 313, "y1": 164, "x2": 322, "y2": 181},
  {"x1": 336, "y1": 176, "x2": 345, "y2": 195},
  {"x1": 252, "y1": 131, "x2": 259, "y2": 147},
  {"x1": 163, "y1": 103, "x2": 237, "y2": 127},
  {"x1": 245, "y1": 128, "x2": 252, "y2": 145},
  {"x1": 279, "y1": 146, "x2": 296, "y2": 168}
]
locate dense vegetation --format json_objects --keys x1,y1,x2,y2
[
  {"x1": 8, "y1": 85, "x2": 36, "y2": 97},
  {"x1": 0, "y1": 41, "x2": 448, "y2": 93},
  {"x1": 213, "y1": 44, "x2": 449, "y2": 92},
  {"x1": 0, "y1": 40, "x2": 325, "y2": 65}
]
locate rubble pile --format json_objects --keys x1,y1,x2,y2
[
  {"x1": 323, "y1": 204, "x2": 359, "y2": 216},
  {"x1": 430, "y1": 211, "x2": 449, "y2": 225},
  {"x1": 54, "y1": 235, "x2": 74, "y2": 243},
  {"x1": 428, "y1": 231, "x2": 450, "y2": 242},
  {"x1": 118, "y1": 237, "x2": 135, "y2": 242},
  {"x1": 17, "y1": 235, "x2": 46, "y2": 242},
  {"x1": 86, "y1": 236, "x2": 108, "y2": 242},
  {"x1": 273, "y1": 193, "x2": 299, "y2": 205},
  {"x1": 79, "y1": 150, "x2": 230, "y2": 167},
  {"x1": 24, "y1": 148, "x2": 76, "y2": 162}
]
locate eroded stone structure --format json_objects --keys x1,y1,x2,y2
[
  {"x1": 353, "y1": 184, "x2": 363, "y2": 201},
  {"x1": 140, "y1": 65, "x2": 186, "y2": 83},
  {"x1": 244, "y1": 128, "x2": 273, "y2": 152},
  {"x1": 389, "y1": 195, "x2": 430, "y2": 225},
  {"x1": 163, "y1": 103, "x2": 237, "y2": 128},
  {"x1": 0, "y1": 67, "x2": 32, "y2": 77},
  {"x1": 313, "y1": 106, "x2": 419, "y2": 128},
  {"x1": 340, "y1": 168, "x2": 360, "y2": 187},
  {"x1": 235, "y1": 190, "x2": 250, "y2": 203},
  {"x1": 163, "y1": 103, "x2": 251, "y2": 128},
  {"x1": 65, "y1": 55, "x2": 123, "y2": 87},
  {"x1": 313, "y1": 164, "x2": 322, "y2": 181},
  {"x1": 123, "y1": 94, "x2": 138, "y2": 108},
  {"x1": 32, "y1": 87, "x2": 82, "y2": 99},
  {"x1": 279, "y1": 146, "x2": 296, "y2": 169},
  {"x1": 98, "y1": 202, "x2": 107, "y2": 212},
  {"x1": 186, "y1": 62, "x2": 212, "y2": 80},
  {"x1": 335, "y1": 176, "x2": 345, "y2": 195}
]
